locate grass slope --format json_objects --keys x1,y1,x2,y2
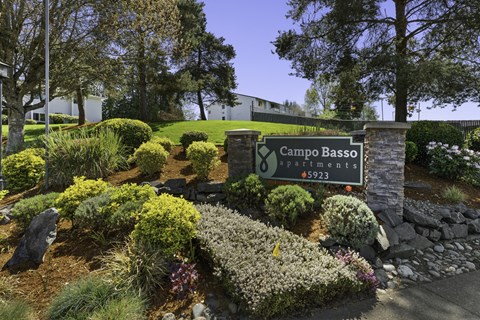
[
  {"x1": 150, "y1": 120, "x2": 312, "y2": 145},
  {"x1": 2, "y1": 124, "x2": 75, "y2": 144}
]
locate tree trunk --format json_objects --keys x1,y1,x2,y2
[
  {"x1": 6, "y1": 101, "x2": 25, "y2": 155},
  {"x1": 138, "y1": 41, "x2": 148, "y2": 122},
  {"x1": 76, "y1": 86, "x2": 85, "y2": 125},
  {"x1": 197, "y1": 91, "x2": 206, "y2": 120},
  {"x1": 394, "y1": 0, "x2": 408, "y2": 123}
]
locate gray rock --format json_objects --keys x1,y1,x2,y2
[
  {"x1": 463, "y1": 209, "x2": 480, "y2": 219},
  {"x1": 407, "y1": 235, "x2": 434, "y2": 250},
  {"x1": 443, "y1": 212, "x2": 466, "y2": 224},
  {"x1": 0, "y1": 214, "x2": 10, "y2": 225},
  {"x1": 385, "y1": 243, "x2": 415, "y2": 259},
  {"x1": 194, "y1": 317, "x2": 207, "y2": 320},
  {"x1": 454, "y1": 242, "x2": 465, "y2": 251},
  {"x1": 452, "y1": 203, "x2": 468, "y2": 214},
  {"x1": 164, "y1": 178, "x2": 187, "y2": 189},
  {"x1": 427, "y1": 229, "x2": 442, "y2": 242},
  {"x1": 440, "y1": 224, "x2": 455, "y2": 240},
  {"x1": 467, "y1": 219, "x2": 480, "y2": 234},
  {"x1": 387, "y1": 281, "x2": 396, "y2": 289},
  {"x1": 359, "y1": 245, "x2": 376, "y2": 262},
  {"x1": 465, "y1": 261, "x2": 476, "y2": 270},
  {"x1": 378, "y1": 209, "x2": 403, "y2": 228},
  {"x1": 394, "y1": 222, "x2": 417, "y2": 241},
  {"x1": 451, "y1": 224, "x2": 468, "y2": 239},
  {"x1": 196, "y1": 194, "x2": 208, "y2": 203},
  {"x1": 429, "y1": 270, "x2": 441, "y2": 278},
  {"x1": 140, "y1": 181, "x2": 164, "y2": 188},
  {"x1": 433, "y1": 244, "x2": 445, "y2": 253},
  {"x1": 206, "y1": 193, "x2": 227, "y2": 203},
  {"x1": 368, "y1": 203, "x2": 388, "y2": 214},
  {"x1": 157, "y1": 186, "x2": 172, "y2": 194},
  {"x1": 197, "y1": 182, "x2": 225, "y2": 193},
  {"x1": 403, "y1": 205, "x2": 441, "y2": 228},
  {"x1": 383, "y1": 263, "x2": 396, "y2": 272},
  {"x1": 376, "y1": 226, "x2": 392, "y2": 251},
  {"x1": 228, "y1": 302, "x2": 238, "y2": 314},
  {"x1": 374, "y1": 269, "x2": 389, "y2": 283},
  {"x1": 192, "y1": 303, "x2": 207, "y2": 319},
  {"x1": 205, "y1": 294, "x2": 220, "y2": 311},
  {"x1": 415, "y1": 226, "x2": 430, "y2": 237},
  {"x1": 162, "y1": 313, "x2": 176, "y2": 320},
  {"x1": 397, "y1": 265, "x2": 414, "y2": 278},
  {"x1": 4, "y1": 208, "x2": 59, "y2": 269},
  {"x1": 319, "y1": 236, "x2": 337, "y2": 248},
  {"x1": 437, "y1": 208, "x2": 452, "y2": 219}
]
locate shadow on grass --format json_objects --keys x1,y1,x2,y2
[{"x1": 148, "y1": 121, "x2": 178, "y2": 132}]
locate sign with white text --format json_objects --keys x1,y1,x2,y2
[{"x1": 255, "y1": 136, "x2": 363, "y2": 185}]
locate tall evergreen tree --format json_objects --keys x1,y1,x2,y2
[{"x1": 275, "y1": 1, "x2": 480, "y2": 122}]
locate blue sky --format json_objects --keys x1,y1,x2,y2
[{"x1": 201, "y1": 0, "x2": 480, "y2": 121}]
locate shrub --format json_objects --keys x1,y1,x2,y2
[
  {"x1": 406, "y1": 121, "x2": 463, "y2": 164},
  {"x1": 442, "y1": 185, "x2": 467, "y2": 203},
  {"x1": 95, "y1": 118, "x2": 152, "y2": 152},
  {"x1": 1, "y1": 115, "x2": 7, "y2": 124},
  {"x1": 196, "y1": 204, "x2": 376, "y2": 318},
  {"x1": 132, "y1": 141, "x2": 169, "y2": 175},
  {"x1": 186, "y1": 141, "x2": 219, "y2": 180},
  {"x1": 426, "y1": 142, "x2": 480, "y2": 181},
  {"x1": 47, "y1": 276, "x2": 130, "y2": 320},
  {"x1": 132, "y1": 194, "x2": 201, "y2": 257},
  {"x1": 88, "y1": 295, "x2": 146, "y2": 320},
  {"x1": 465, "y1": 127, "x2": 480, "y2": 152},
  {"x1": 265, "y1": 185, "x2": 314, "y2": 228},
  {"x1": 151, "y1": 136, "x2": 175, "y2": 152},
  {"x1": 75, "y1": 183, "x2": 156, "y2": 233},
  {"x1": 3, "y1": 148, "x2": 45, "y2": 193},
  {"x1": 49, "y1": 113, "x2": 79, "y2": 124},
  {"x1": 180, "y1": 131, "x2": 208, "y2": 151},
  {"x1": 25, "y1": 119, "x2": 37, "y2": 125},
  {"x1": 0, "y1": 300, "x2": 32, "y2": 320},
  {"x1": 44, "y1": 128, "x2": 128, "y2": 187},
  {"x1": 405, "y1": 141, "x2": 418, "y2": 163},
  {"x1": 224, "y1": 174, "x2": 267, "y2": 210},
  {"x1": 101, "y1": 238, "x2": 168, "y2": 297},
  {"x1": 55, "y1": 176, "x2": 112, "y2": 224},
  {"x1": 322, "y1": 195, "x2": 379, "y2": 249},
  {"x1": 11, "y1": 193, "x2": 60, "y2": 229}
]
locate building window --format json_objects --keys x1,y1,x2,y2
[
  {"x1": 222, "y1": 116, "x2": 225, "y2": 120},
  {"x1": 222, "y1": 105, "x2": 225, "y2": 109},
  {"x1": 258, "y1": 100, "x2": 265, "y2": 107},
  {"x1": 208, "y1": 110, "x2": 211, "y2": 114}
]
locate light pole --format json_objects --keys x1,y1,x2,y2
[{"x1": 0, "y1": 61, "x2": 12, "y2": 190}]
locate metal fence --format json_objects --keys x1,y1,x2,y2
[{"x1": 252, "y1": 112, "x2": 480, "y2": 139}]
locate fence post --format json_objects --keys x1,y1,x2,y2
[
  {"x1": 364, "y1": 122, "x2": 411, "y2": 216},
  {"x1": 225, "y1": 129, "x2": 261, "y2": 179}
]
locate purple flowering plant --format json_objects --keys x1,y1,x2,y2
[
  {"x1": 335, "y1": 249, "x2": 379, "y2": 292},
  {"x1": 169, "y1": 261, "x2": 199, "y2": 299}
]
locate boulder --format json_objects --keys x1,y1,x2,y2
[
  {"x1": 359, "y1": 245, "x2": 376, "y2": 262},
  {"x1": 206, "y1": 193, "x2": 227, "y2": 203},
  {"x1": 451, "y1": 224, "x2": 468, "y2": 239},
  {"x1": 374, "y1": 269, "x2": 389, "y2": 284},
  {"x1": 197, "y1": 182, "x2": 225, "y2": 193},
  {"x1": 394, "y1": 222, "x2": 417, "y2": 241},
  {"x1": 427, "y1": 229, "x2": 442, "y2": 242},
  {"x1": 414, "y1": 225, "x2": 430, "y2": 237},
  {"x1": 377, "y1": 209, "x2": 403, "y2": 228},
  {"x1": 140, "y1": 181, "x2": 164, "y2": 188},
  {"x1": 442, "y1": 211, "x2": 466, "y2": 224},
  {"x1": 452, "y1": 203, "x2": 468, "y2": 214},
  {"x1": 376, "y1": 226, "x2": 391, "y2": 251},
  {"x1": 403, "y1": 205, "x2": 440, "y2": 228},
  {"x1": 164, "y1": 178, "x2": 187, "y2": 189},
  {"x1": 4, "y1": 208, "x2": 58, "y2": 269},
  {"x1": 467, "y1": 219, "x2": 480, "y2": 234},
  {"x1": 463, "y1": 209, "x2": 480, "y2": 220},
  {"x1": 407, "y1": 235, "x2": 434, "y2": 250},
  {"x1": 385, "y1": 243, "x2": 415, "y2": 259},
  {"x1": 440, "y1": 224, "x2": 455, "y2": 240}
]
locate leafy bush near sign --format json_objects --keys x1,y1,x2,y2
[
  {"x1": 265, "y1": 185, "x2": 314, "y2": 228},
  {"x1": 224, "y1": 173, "x2": 268, "y2": 210},
  {"x1": 186, "y1": 141, "x2": 220, "y2": 181},
  {"x1": 405, "y1": 141, "x2": 418, "y2": 163},
  {"x1": 322, "y1": 195, "x2": 379, "y2": 249},
  {"x1": 465, "y1": 127, "x2": 480, "y2": 151}
]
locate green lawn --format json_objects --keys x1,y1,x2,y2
[
  {"x1": 150, "y1": 120, "x2": 315, "y2": 145},
  {"x1": 2, "y1": 124, "x2": 75, "y2": 144}
]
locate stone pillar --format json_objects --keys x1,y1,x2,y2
[
  {"x1": 364, "y1": 122, "x2": 411, "y2": 216},
  {"x1": 225, "y1": 129, "x2": 261, "y2": 179}
]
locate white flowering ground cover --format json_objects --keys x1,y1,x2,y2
[{"x1": 196, "y1": 204, "x2": 375, "y2": 318}]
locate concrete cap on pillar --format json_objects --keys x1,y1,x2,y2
[
  {"x1": 364, "y1": 122, "x2": 411, "y2": 130},
  {"x1": 225, "y1": 129, "x2": 261, "y2": 136}
]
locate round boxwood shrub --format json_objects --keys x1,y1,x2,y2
[
  {"x1": 405, "y1": 141, "x2": 418, "y2": 163},
  {"x1": 224, "y1": 174, "x2": 267, "y2": 211},
  {"x1": 132, "y1": 194, "x2": 201, "y2": 257},
  {"x1": 132, "y1": 141, "x2": 169, "y2": 175},
  {"x1": 322, "y1": 195, "x2": 379, "y2": 249},
  {"x1": 151, "y1": 136, "x2": 175, "y2": 152},
  {"x1": 95, "y1": 118, "x2": 152, "y2": 152},
  {"x1": 465, "y1": 127, "x2": 480, "y2": 151},
  {"x1": 180, "y1": 131, "x2": 208, "y2": 151},
  {"x1": 186, "y1": 141, "x2": 219, "y2": 181},
  {"x1": 265, "y1": 185, "x2": 314, "y2": 228},
  {"x1": 3, "y1": 148, "x2": 45, "y2": 193},
  {"x1": 406, "y1": 121, "x2": 463, "y2": 165}
]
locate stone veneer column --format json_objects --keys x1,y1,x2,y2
[
  {"x1": 364, "y1": 122, "x2": 411, "y2": 216},
  {"x1": 225, "y1": 129, "x2": 261, "y2": 179}
]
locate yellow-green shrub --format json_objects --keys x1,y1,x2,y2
[
  {"x1": 132, "y1": 194, "x2": 201, "y2": 257},
  {"x1": 132, "y1": 142, "x2": 169, "y2": 175},
  {"x1": 95, "y1": 118, "x2": 152, "y2": 152},
  {"x1": 3, "y1": 149, "x2": 45, "y2": 193},
  {"x1": 55, "y1": 176, "x2": 112, "y2": 223},
  {"x1": 186, "y1": 141, "x2": 219, "y2": 181},
  {"x1": 151, "y1": 137, "x2": 175, "y2": 152}
]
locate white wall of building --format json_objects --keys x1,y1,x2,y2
[
  {"x1": 25, "y1": 96, "x2": 103, "y2": 123},
  {"x1": 208, "y1": 93, "x2": 254, "y2": 120}
]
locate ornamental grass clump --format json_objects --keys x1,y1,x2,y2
[
  {"x1": 186, "y1": 141, "x2": 219, "y2": 181},
  {"x1": 196, "y1": 204, "x2": 376, "y2": 318},
  {"x1": 442, "y1": 185, "x2": 467, "y2": 204},
  {"x1": 322, "y1": 195, "x2": 379, "y2": 249},
  {"x1": 265, "y1": 185, "x2": 314, "y2": 228}
]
